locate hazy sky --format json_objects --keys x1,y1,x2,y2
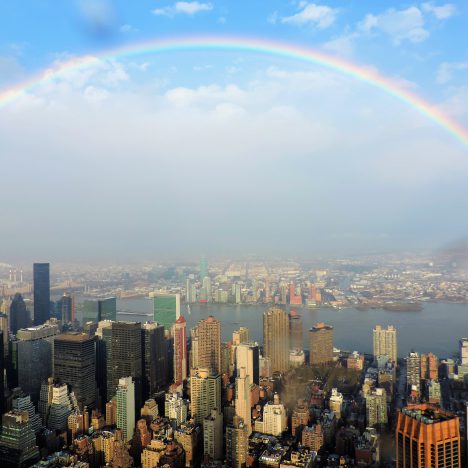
[{"x1": 0, "y1": 1, "x2": 467, "y2": 260}]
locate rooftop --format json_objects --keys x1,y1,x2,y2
[{"x1": 401, "y1": 404, "x2": 456, "y2": 424}]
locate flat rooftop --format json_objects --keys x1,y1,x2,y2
[{"x1": 402, "y1": 405, "x2": 455, "y2": 423}]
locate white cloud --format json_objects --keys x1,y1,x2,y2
[
  {"x1": 359, "y1": 7, "x2": 429, "y2": 45},
  {"x1": 436, "y1": 62, "x2": 468, "y2": 84},
  {"x1": 322, "y1": 33, "x2": 359, "y2": 57},
  {"x1": 119, "y1": 24, "x2": 138, "y2": 33},
  {"x1": 421, "y1": 2, "x2": 456, "y2": 20},
  {"x1": 153, "y1": 1, "x2": 212, "y2": 17},
  {"x1": 281, "y1": 3, "x2": 338, "y2": 29}
]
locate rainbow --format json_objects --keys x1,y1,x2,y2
[{"x1": 1, "y1": 35, "x2": 467, "y2": 148}]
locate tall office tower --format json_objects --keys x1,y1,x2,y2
[
  {"x1": 11, "y1": 389, "x2": 42, "y2": 434},
  {"x1": 56, "y1": 292, "x2": 74, "y2": 323},
  {"x1": 173, "y1": 316, "x2": 187, "y2": 385},
  {"x1": 82, "y1": 297, "x2": 117, "y2": 324},
  {"x1": 33, "y1": 262, "x2": 50, "y2": 326},
  {"x1": 232, "y1": 327, "x2": 250, "y2": 346},
  {"x1": 0, "y1": 411, "x2": 40, "y2": 466},
  {"x1": 420, "y1": 352, "x2": 439, "y2": 381},
  {"x1": 53, "y1": 332, "x2": 96, "y2": 410},
  {"x1": 329, "y1": 388, "x2": 344, "y2": 419},
  {"x1": 39, "y1": 378, "x2": 79, "y2": 431},
  {"x1": 190, "y1": 368, "x2": 221, "y2": 424},
  {"x1": 236, "y1": 342, "x2": 259, "y2": 385},
  {"x1": 102, "y1": 322, "x2": 142, "y2": 402},
  {"x1": 289, "y1": 310, "x2": 303, "y2": 350},
  {"x1": 116, "y1": 377, "x2": 135, "y2": 442},
  {"x1": 396, "y1": 405, "x2": 461, "y2": 467},
  {"x1": 263, "y1": 307, "x2": 290, "y2": 374},
  {"x1": 153, "y1": 293, "x2": 180, "y2": 331},
  {"x1": 235, "y1": 367, "x2": 252, "y2": 435},
  {"x1": 226, "y1": 416, "x2": 248, "y2": 468},
  {"x1": 0, "y1": 313, "x2": 8, "y2": 358},
  {"x1": 459, "y1": 338, "x2": 468, "y2": 365},
  {"x1": 199, "y1": 256, "x2": 208, "y2": 280},
  {"x1": 191, "y1": 316, "x2": 221, "y2": 374},
  {"x1": 165, "y1": 392, "x2": 188, "y2": 426},
  {"x1": 203, "y1": 409, "x2": 223, "y2": 461},
  {"x1": 142, "y1": 322, "x2": 167, "y2": 399},
  {"x1": 289, "y1": 283, "x2": 302, "y2": 305},
  {"x1": 261, "y1": 393, "x2": 288, "y2": 436},
  {"x1": 235, "y1": 283, "x2": 242, "y2": 304},
  {"x1": 373, "y1": 325, "x2": 397, "y2": 364},
  {"x1": 309, "y1": 322, "x2": 334, "y2": 366},
  {"x1": 365, "y1": 388, "x2": 388, "y2": 429},
  {"x1": 9, "y1": 293, "x2": 31, "y2": 334},
  {"x1": 406, "y1": 351, "x2": 421, "y2": 391},
  {"x1": 186, "y1": 277, "x2": 196, "y2": 303},
  {"x1": 16, "y1": 323, "x2": 59, "y2": 403}
]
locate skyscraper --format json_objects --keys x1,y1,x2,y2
[
  {"x1": 396, "y1": 405, "x2": 460, "y2": 467},
  {"x1": 235, "y1": 367, "x2": 252, "y2": 435},
  {"x1": 53, "y1": 332, "x2": 96, "y2": 410},
  {"x1": 373, "y1": 325, "x2": 397, "y2": 364},
  {"x1": 142, "y1": 322, "x2": 167, "y2": 398},
  {"x1": 153, "y1": 293, "x2": 180, "y2": 331},
  {"x1": 203, "y1": 409, "x2": 223, "y2": 461},
  {"x1": 173, "y1": 316, "x2": 187, "y2": 386},
  {"x1": 56, "y1": 292, "x2": 74, "y2": 323},
  {"x1": 9, "y1": 293, "x2": 31, "y2": 335},
  {"x1": 101, "y1": 322, "x2": 142, "y2": 402},
  {"x1": 406, "y1": 351, "x2": 421, "y2": 392},
  {"x1": 116, "y1": 377, "x2": 135, "y2": 442},
  {"x1": 16, "y1": 323, "x2": 59, "y2": 403},
  {"x1": 420, "y1": 352, "x2": 439, "y2": 381},
  {"x1": 309, "y1": 322, "x2": 334, "y2": 366},
  {"x1": 0, "y1": 331, "x2": 4, "y2": 417},
  {"x1": 263, "y1": 307, "x2": 290, "y2": 374},
  {"x1": 82, "y1": 297, "x2": 116, "y2": 324},
  {"x1": 226, "y1": 416, "x2": 248, "y2": 468},
  {"x1": 190, "y1": 368, "x2": 221, "y2": 424},
  {"x1": 232, "y1": 327, "x2": 250, "y2": 346},
  {"x1": 365, "y1": 388, "x2": 388, "y2": 429},
  {"x1": 289, "y1": 310, "x2": 303, "y2": 350},
  {"x1": 236, "y1": 342, "x2": 259, "y2": 386},
  {"x1": 191, "y1": 315, "x2": 221, "y2": 375},
  {"x1": 33, "y1": 262, "x2": 50, "y2": 326}
]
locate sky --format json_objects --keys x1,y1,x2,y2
[{"x1": 0, "y1": 1, "x2": 467, "y2": 261}]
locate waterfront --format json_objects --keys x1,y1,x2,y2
[{"x1": 98, "y1": 299, "x2": 468, "y2": 358}]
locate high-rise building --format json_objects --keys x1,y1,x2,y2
[
  {"x1": 11, "y1": 389, "x2": 42, "y2": 434},
  {"x1": 153, "y1": 293, "x2": 180, "y2": 331},
  {"x1": 302, "y1": 424, "x2": 324, "y2": 452},
  {"x1": 33, "y1": 262, "x2": 50, "y2": 326},
  {"x1": 142, "y1": 322, "x2": 167, "y2": 398},
  {"x1": 204, "y1": 409, "x2": 223, "y2": 461},
  {"x1": 164, "y1": 392, "x2": 188, "y2": 426},
  {"x1": 232, "y1": 327, "x2": 249, "y2": 346},
  {"x1": 396, "y1": 405, "x2": 461, "y2": 467},
  {"x1": 235, "y1": 367, "x2": 252, "y2": 435},
  {"x1": 373, "y1": 325, "x2": 397, "y2": 364},
  {"x1": 365, "y1": 388, "x2": 388, "y2": 429},
  {"x1": 236, "y1": 342, "x2": 259, "y2": 385},
  {"x1": 406, "y1": 351, "x2": 421, "y2": 392},
  {"x1": 53, "y1": 332, "x2": 96, "y2": 410},
  {"x1": 101, "y1": 322, "x2": 142, "y2": 402},
  {"x1": 289, "y1": 283, "x2": 302, "y2": 305},
  {"x1": 226, "y1": 415, "x2": 248, "y2": 468},
  {"x1": 56, "y1": 292, "x2": 74, "y2": 323},
  {"x1": 420, "y1": 352, "x2": 439, "y2": 381},
  {"x1": 329, "y1": 388, "x2": 344, "y2": 419},
  {"x1": 259, "y1": 393, "x2": 287, "y2": 436},
  {"x1": 82, "y1": 297, "x2": 116, "y2": 324},
  {"x1": 185, "y1": 277, "x2": 196, "y2": 303},
  {"x1": 459, "y1": 338, "x2": 468, "y2": 365},
  {"x1": 0, "y1": 313, "x2": 8, "y2": 359},
  {"x1": 16, "y1": 323, "x2": 59, "y2": 403},
  {"x1": 309, "y1": 322, "x2": 334, "y2": 366},
  {"x1": 291, "y1": 400, "x2": 309, "y2": 437},
  {"x1": 263, "y1": 307, "x2": 289, "y2": 374},
  {"x1": 190, "y1": 368, "x2": 221, "y2": 424},
  {"x1": 116, "y1": 377, "x2": 135, "y2": 442},
  {"x1": 191, "y1": 316, "x2": 221, "y2": 375},
  {"x1": 0, "y1": 331, "x2": 4, "y2": 416},
  {"x1": 173, "y1": 316, "x2": 187, "y2": 385},
  {"x1": 289, "y1": 310, "x2": 303, "y2": 350},
  {"x1": 0, "y1": 410, "x2": 40, "y2": 466},
  {"x1": 9, "y1": 293, "x2": 31, "y2": 335}
]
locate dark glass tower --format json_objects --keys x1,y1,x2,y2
[
  {"x1": 142, "y1": 323, "x2": 167, "y2": 400},
  {"x1": 33, "y1": 263, "x2": 50, "y2": 326},
  {"x1": 53, "y1": 332, "x2": 96, "y2": 410},
  {"x1": 9, "y1": 293, "x2": 31, "y2": 335}
]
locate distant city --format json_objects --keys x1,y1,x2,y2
[{"x1": 0, "y1": 255, "x2": 467, "y2": 467}]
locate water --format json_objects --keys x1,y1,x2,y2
[{"x1": 113, "y1": 299, "x2": 468, "y2": 359}]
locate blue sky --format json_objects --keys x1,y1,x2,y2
[{"x1": 0, "y1": 1, "x2": 467, "y2": 259}]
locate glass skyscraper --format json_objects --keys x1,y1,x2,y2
[
  {"x1": 153, "y1": 293, "x2": 180, "y2": 331},
  {"x1": 33, "y1": 263, "x2": 50, "y2": 326},
  {"x1": 82, "y1": 297, "x2": 116, "y2": 324}
]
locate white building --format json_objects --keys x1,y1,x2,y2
[
  {"x1": 259, "y1": 394, "x2": 287, "y2": 436},
  {"x1": 165, "y1": 392, "x2": 188, "y2": 426},
  {"x1": 235, "y1": 367, "x2": 252, "y2": 435},
  {"x1": 116, "y1": 377, "x2": 135, "y2": 442},
  {"x1": 329, "y1": 388, "x2": 343, "y2": 419}
]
